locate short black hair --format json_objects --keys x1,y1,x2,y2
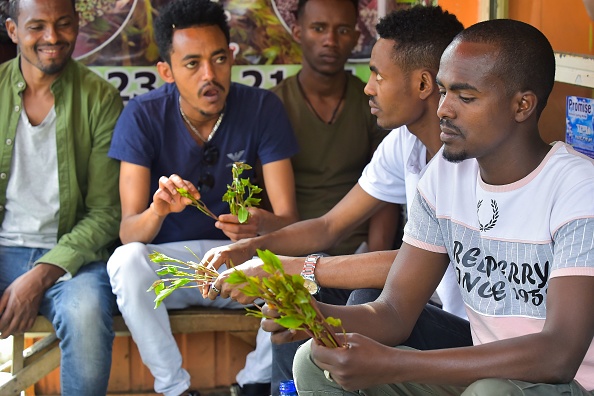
[
  {"x1": 454, "y1": 19, "x2": 555, "y2": 117},
  {"x1": 295, "y1": 0, "x2": 359, "y2": 20},
  {"x1": 7, "y1": 0, "x2": 75, "y2": 22},
  {"x1": 376, "y1": 6, "x2": 463, "y2": 74},
  {"x1": 154, "y1": 0, "x2": 230, "y2": 64}
]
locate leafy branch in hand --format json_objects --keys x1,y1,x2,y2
[
  {"x1": 176, "y1": 162, "x2": 260, "y2": 223},
  {"x1": 222, "y1": 162, "x2": 262, "y2": 223},
  {"x1": 176, "y1": 187, "x2": 218, "y2": 220},
  {"x1": 226, "y1": 249, "x2": 346, "y2": 348},
  {"x1": 147, "y1": 248, "x2": 220, "y2": 309}
]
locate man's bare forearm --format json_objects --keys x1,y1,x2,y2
[
  {"x1": 119, "y1": 207, "x2": 165, "y2": 244},
  {"x1": 31, "y1": 263, "x2": 67, "y2": 289},
  {"x1": 280, "y1": 250, "x2": 397, "y2": 290},
  {"x1": 244, "y1": 216, "x2": 345, "y2": 258}
]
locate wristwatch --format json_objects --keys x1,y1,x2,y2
[{"x1": 301, "y1": 254, "x2": 322, "y2": 295}]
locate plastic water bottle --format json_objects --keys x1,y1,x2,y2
[{"x1": 279, "y1": 379, "x2": 298, "y2": 396}]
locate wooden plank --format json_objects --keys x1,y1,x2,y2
[
  {"x1": 168, "y1": 309, "x2": 260, "y2": 333},
  {"x1": 183, "y1": 332, "x2": 217, "y2": 389},
  {"x1": 26, "y1": 309, "x2": 260, "y2": 334},
  {"x1": 127, "y1": 337, "x2": 154, "y2": 392},
  {"x1": 555, "y1": 52, "x2": 594, "y2": 88},
  {"x1": 28, "y1": 336, "x2": 60, "y2": 396},
  {"x1": 0, "y1": 338, "x2": 60, "y2": 396},
  {"x1": 107, "y1": 336, "x2": 132, "y2": 392},
  {"x1": 10, "y1": 335, "x2": 24, "y2": 375},
  {"x1": 7, "y1": 309, "x2": 260, "y2": 395},
  {"x1": 23, "y1": 338, "x2": 38, "y2": 396},
  {"x1": 214, "y1": 331, "x2": 258, "y2": 388},
  {"x1": 2, "y1": 335, "x2": 59, "y2": 376},
  {"x1": 229, "y1": 331, "x2": 258, "y2": 348},
  {"x1": 215, "y1": 332, "x2": 232, "y2": 388}
]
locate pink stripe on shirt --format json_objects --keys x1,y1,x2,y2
[{"x1": 467, "y1": 309, "x2": 594, "y2": 390}]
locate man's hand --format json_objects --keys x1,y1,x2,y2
[
  {"x1": 150, "y1": 174, "x2": 200, "y2": 217},
  {"x1": 0, "y1": 264, "x2": 65, "y2": 338},
  {"x1": 203, "y1": 257, "x2": 265, "y2": 302},
  {"x1": 215, "y1": 207, "x2": 263, "y2": 241},
  {"x1": 311, "y1": 333, "x2": 397, "y2": 391},
  {"x1": 261, "y1": 303, "x2": 310, "y2": 344},
  {"x1": 201, "y1": 240, "x2": 255, "y2": 273}
]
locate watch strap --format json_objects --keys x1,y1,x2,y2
[{"x1": 302, "y1": 254, "x2": 322, "y2": 278}]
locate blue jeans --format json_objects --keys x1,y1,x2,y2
[{"x1": 0, "y1": 246, "x2": 117, "y2": 396}]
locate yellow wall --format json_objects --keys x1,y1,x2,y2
[
  {"x1": 509, "y1": 0, "x2": 594, "y2": 142},
  {"x1": 509, "y1": 0, "x2": 594, "y2": 55},
  {"x1": 437, "y1": 0, "x2": 480, "y2": 28},
  {"x1": 439, "y1": 0, "x2": 594, "y2": 55},
  {"x1": 438, "y1": 0, "x2": 594, "y2": 143}
]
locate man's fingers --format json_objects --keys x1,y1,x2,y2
[{"x1": 206, "y1": 282, "x2": 220, "y2": 300}]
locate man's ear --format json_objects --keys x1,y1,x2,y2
[
  {"x1": 418, "y1": 70, "x2": 435, "y2": 100},
  {"x1": 514, "y1": 91, "x2": 537, "y2": 122},
  {"x1": 292, "y1": 23, "x2": 302, "y2": 44},
  {"x1": 157, "y1": 61, "x2": 174, "y2": 83},
  {"x1": 6, "y1": 19, "x2": 18, "y2": 45}
]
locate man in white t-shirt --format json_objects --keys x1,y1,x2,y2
[
  {"x1": 201, "y1": 6, "x2": 469, "y2": 391},
  {"x1": 204, "y1": 6, "x2": 465, "y2": 318},
  {"x1": 205, "y1": 7, "x2": 466, "y2": 316},
  {"x1": 291, "y1": 18, "x2": 594, "y2": 395}
]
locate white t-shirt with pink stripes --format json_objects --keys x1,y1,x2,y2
[{"x1": 403, "y1": 142, "x2": 594, "y2": 390}]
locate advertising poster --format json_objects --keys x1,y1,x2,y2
[
  {"x1": 69, "y1": 0, "x2": 381, "y2": 101},
  {"x1": 566, "y1": 96, "x2": 594, "y2": 158},
  {"x1": 0, "y1": 0, "x2": 434, "y2": 100}
]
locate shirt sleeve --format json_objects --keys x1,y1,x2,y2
[
  {"x1": 550, "y1": 218, "x2": 594, "y2": 279},
  {"x1": 403, "y1": 190, "x2": 447, "y2": 254},
  {"x1": 108, "y1": 98, "x2": 156, "y2": 168},
  {"x1": 359, "y1": 129, "x2": 407, "y2": 204}
]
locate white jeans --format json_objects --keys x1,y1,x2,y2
[{"x1": 107, "y1": 240, "x2": 272, "y2": 396}]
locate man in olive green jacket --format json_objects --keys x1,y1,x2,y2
[{"x1": 0, "y1": 0, "x2": 122, "y2": 394}]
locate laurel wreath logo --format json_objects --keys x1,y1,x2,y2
[{"x1": 477, "y1": 199, "x2": 499, "y2": 232}]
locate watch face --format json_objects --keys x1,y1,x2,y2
[{"x1": 303, "y1": 279, "x2": 319, "y2": 295}]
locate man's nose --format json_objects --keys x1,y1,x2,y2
[
  {"x1": 437, "y1": 93, "x2": 454, "y2": 119},
  {"x1": 202, "y1": 62, "x2": 215, "y2": 81},
  {"x1": 364, "y1": 79, "x2": 375, "y2": 97},
  {"x1": 44, "y1": 26, "x2": 58, "y2": 43},
  {"x1": 323, "y1": 30, "x2": 338, "y2": 46}
]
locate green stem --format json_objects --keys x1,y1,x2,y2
[
  {"x1": 191, "y1": 200, "x2": 218, "y2": 220},
  {"x1": 309, "y1": 295, "x2": 341, "y2": 347}
]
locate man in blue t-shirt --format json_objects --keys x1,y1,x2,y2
[{"x1": 106, "y1": 1, "x2": 299, "y2": 395}]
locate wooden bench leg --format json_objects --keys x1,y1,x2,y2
[
  {"x1": 0, "y1": 334, "x2": 60, "y2": 396},
  {"x1": 10, "y1": 335, "x2": 24, "y2": 376}
]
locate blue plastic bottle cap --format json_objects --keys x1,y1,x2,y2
[{"x1": 279, "y1": 379, "x2": 297, "y2": 395}]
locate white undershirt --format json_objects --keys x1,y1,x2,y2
[{"x1": 0, "y1": 107, "x2": 60, "y2": 249}]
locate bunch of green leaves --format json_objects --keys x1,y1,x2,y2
[
  {"x1": 147, "y1": 249, "x2": 220, "y2": 309},
  {"x1": 176, "y1": 188, "x2": 218, "y2": 220},
  {"x1": 226, "y1": 249, "x2": 346, "y2": 348},
  {"x1": 222, "y1": 162, "x2": 262, "y2": 224}
]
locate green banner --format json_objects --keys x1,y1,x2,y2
[{"x1": 91, "y1": 64, "x2": 371, "y2": 101}]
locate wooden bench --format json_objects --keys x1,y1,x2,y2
[{"x1": 0, "y1": 308, "x2": 260, "y2": 396}]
